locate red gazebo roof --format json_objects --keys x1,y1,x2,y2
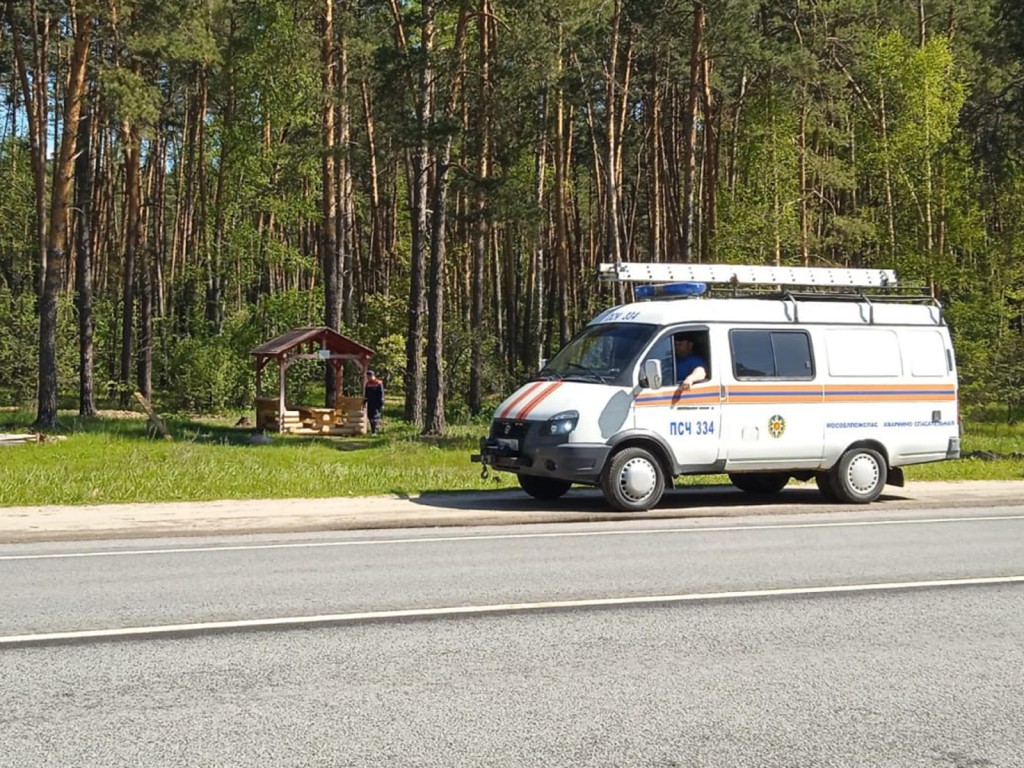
[{"x1": 250, "y1": 327, "x2": 375, "y2": 360}]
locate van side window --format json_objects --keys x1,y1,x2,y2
[
  {"x1": 731, "y1": 330, "x2": 814, "y2": 380},
  {"x1": 673, "y1": 331, "x2": 710, "y2": 385},
  {"x1": 643, "y1": 331, "x2": 711, "y2": 387}
]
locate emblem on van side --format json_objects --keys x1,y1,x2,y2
[{"x1": 768, "y1": 414, "x2": 786, "y2": 438}]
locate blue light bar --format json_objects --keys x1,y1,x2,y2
[{"x1": 635, "y1": 282, "x2": 707, "y2": 299}]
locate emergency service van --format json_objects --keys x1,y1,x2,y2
[{"x1": 471, "y1": 262, "x2": 960, "y2": 511}]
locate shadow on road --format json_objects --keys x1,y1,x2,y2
[{"x1": 410, "y1": 484, "x2": 911, "y2": 516}]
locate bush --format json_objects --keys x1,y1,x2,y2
[
  {"x1": 0, "y1": 287, "x2": 38, "y2": 405},
  {"x1": 166, "y1": 335, "x2": 253, "y2": 412},
  {"x1": 0, "y1": 289, "x2": 80, "y2": 407}
]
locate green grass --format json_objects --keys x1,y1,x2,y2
[
  {"x1": 0, "y1": 409, "x2": 519, "y2": 506},
  {"x1": 0, "y1": 409, "x2": 1021, "y2": 507}
]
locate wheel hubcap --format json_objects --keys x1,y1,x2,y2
[
  {"x1": 619, "y1": 457, "x2": 657, "y2": 501},
  {"x1": 846, "y1": 454, "x2": 880, "y2": 493}
]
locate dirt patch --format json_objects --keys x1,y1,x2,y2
[{"x1": 96, "y1": 409, "x2": 146, "y2": 420}]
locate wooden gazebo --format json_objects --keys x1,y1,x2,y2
[{"x1": 250, "y1": 326, "x2": 375, "y2": 435}]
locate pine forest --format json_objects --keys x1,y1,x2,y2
[{"x1": 2, "y1": 0, "x2": 1024, "y2": 433}]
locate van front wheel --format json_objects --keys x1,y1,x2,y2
[
  {"x1": 830, "y1": 448, "x2": 887, "y2": 503},
  {"x1": 518, "y1": 474, "x2": 572, "y2": 500},
  {"x1": 601, "y1": 447, "x2": 666, "y2": 512}
]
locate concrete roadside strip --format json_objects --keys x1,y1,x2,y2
[{"x1": 0, "y1": 480, "x2": 1021, "y2": 544}]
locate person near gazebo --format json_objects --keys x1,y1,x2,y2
[{"x1": 364, "y1": 371, "x2": 384, "y2": 435}]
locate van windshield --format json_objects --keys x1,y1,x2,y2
[{"x1": 538, "y1": 323, "x2": 657, "y2": 384}]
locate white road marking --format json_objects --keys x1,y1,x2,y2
[
  {"x1": 3, "y1": 575, "x2": 1022, "y2": 646},
  {"x1": 2, "y1": 514, "x2": 1023, "y2": 562}
]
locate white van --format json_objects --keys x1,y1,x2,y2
[{"x1": 472, "y1": 263, "x2": 960, "y2": 511}]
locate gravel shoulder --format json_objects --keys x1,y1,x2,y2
[{"x1": 0, "y1": 480, "x2": 1021, "y2": 544}]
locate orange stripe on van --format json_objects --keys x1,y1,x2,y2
[
  {"x1": 725, "y1": 385, "x2": 824, "y2": 403},
  {"x1": 824, "y1": 383, "x2": 954, "y2": 393},
  {"x1": 635, "y1": 384, "x2": 721, "y2": 408},
  {"x1": 823, "y1": 383, "x2": 956, "y2": 402},
  {"x1": 498, "y1": 381, "x2": 545, "y2": 419},
  {"x1": 516, "y1": 381, "x2": 564, "y2": 419}
]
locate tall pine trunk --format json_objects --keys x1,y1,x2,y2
[
  {"x1": 680, "y1": 2, "x2": 704, "y2": 261},
  {"x1": 75, "y1": 104, "x2": 97, "y2": 417},
  {"x1": 335, "y1": 4, "x2": 354, "y2": 331},
  {"x1": 34, "y1": 9, "x2": 91, "y2": 428},
  {"x1": 468, "y1": 0, "x2": 492, "y2": 416},
  {"x1": 701, "y1": 53, "x2": 718, "y2": 263},
  {"x1": 119, "y1": 123, "x2": 141, "y2": 408},
  {"x1": 401, "y1": 0, "x2": 436, "y2": 426},
  {"x1": 423, "y1": 160, "x2": 449, "y2": 435},
  {"x1": 209, "y1": 66, "x2": 231, "y2": 334},
  {"x1": 604, "y1": 0, "x2": 623, "y2": 266},
  {"x1": 423, "y1": 2, "x2": 468, "y2": 435},
  {"x1": 320, "y1": 0, "x2": 341, "y2": 406}
]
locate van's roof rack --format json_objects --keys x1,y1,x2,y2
[{"x1": 598, "y1": 262, "x2": 898, "y2": 289}]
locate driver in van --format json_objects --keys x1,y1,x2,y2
[{"x1": 674, "y1": 333, "x2": 707, "y2": 390}]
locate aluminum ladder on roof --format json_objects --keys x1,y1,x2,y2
[{"x1": 597, "y1": 262, "x2": 898, "y2": 289}]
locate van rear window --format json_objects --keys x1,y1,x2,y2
[
  {"x1": 903, "y1": 331, "x2": 947, "y2": 377},
  {"x1": 826, "y1": 330, "x2": 901, "y2": 377},
  {"x1": 730, "y1": 330, "x2": 814, "y2": 379}
]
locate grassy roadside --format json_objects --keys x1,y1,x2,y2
[
  {"x1": 0, "y1": 408, "x2": 520, "y2": 506},
  {"x1": 0, "y1": 408, "x2": 1021, "y2": 507}
]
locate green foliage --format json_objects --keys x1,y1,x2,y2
[
  {"x1": 854, "y1": 32, "x2": 969, "y2": 278},
  {"x1": 0, "y1": 291, "x2": 79, "y2": 408},
  {"x1": 166, "y1": 334, "x2": 253, "y2": 412},
  {"x1": 96, "y1": 65, "x2": 163, "y2": 130},
  {"x1": 946, "y1": 249, "x2": 1024, "y2": 420},
  {"x1": 253, "y1": 289, "x2": 324, "y2": 338},
  {"x1": 162, "y1": 295, "x2": 334, "y2": 412},
  {"x1": 3, "y1": 0, "x2": 1024, "y2": 428},
  {"x1": 0, "y1": 287, "x2": 39, "y2": 405},
  {"x1": 365, "y1": 333, "x2": 407, "y2": 389},
  {"x1": 717, "y1": 98, "x2": 802, "y2": 262},
  {"x1": 0, "y1": 138, "x2": 35, "y2": 295},
  {"x1": 441, "y1": 327, "x2": 520, "y2": 425}
]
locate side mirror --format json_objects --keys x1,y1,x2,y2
[
  {"x1": 642, "y1": 359, "x2": 662, "y2": 390},
  {"x1": 539, "y1": 358, "x2": 548, "y2": 371}
]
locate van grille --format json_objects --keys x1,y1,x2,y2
[{"x1": 490, "y1": 420, "x2": 528, "y2": 440}]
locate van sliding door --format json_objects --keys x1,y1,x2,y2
[{"x1": 721, "y1": 328, "x2": 824, "y2": 469}]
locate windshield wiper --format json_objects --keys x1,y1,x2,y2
[
  {"x1": 562, "y1": 362, "x2": 608, "y2": 383},
  {"x1": 536, "y1": 368, "x2": 564, "y2": 381}
]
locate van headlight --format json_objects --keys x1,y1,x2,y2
[{"x1": 542, "y1": 410, "x2": 579, "y2": 436}]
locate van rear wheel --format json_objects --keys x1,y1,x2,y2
[
  {"x1": 728, "y1": 472, "x2": 790, "y2": 495},
  {"x1": 517, "y1": 474, "x2": 572, "y2": 500},
  {"x1": 829, "y1": 448, "x2": 887, "y2": 503},
  {"x1": 601, "y1": 447, "x2": 666, "y2": 512}
]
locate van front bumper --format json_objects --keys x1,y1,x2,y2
[{"x1": 472, "y1": 436, "x2": 611, "y2": 485}]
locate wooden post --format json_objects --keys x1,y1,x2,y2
[
  {"x1": 334, "y1": 359, "x2": 342, "y2": 407},
  {"x1": 133, "y1": 391, "x2": 172, "y2": 441},
  {"x1": 278, "y1": 358, "x2": 286, "y2": 433}
]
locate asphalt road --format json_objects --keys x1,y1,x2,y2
[
  {"x1": 2, "y1": 506, "x2": 1023, "y2": 766},
  {"x1": 2, "y1": 479, "x2": 1023, "y2": 543}
]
